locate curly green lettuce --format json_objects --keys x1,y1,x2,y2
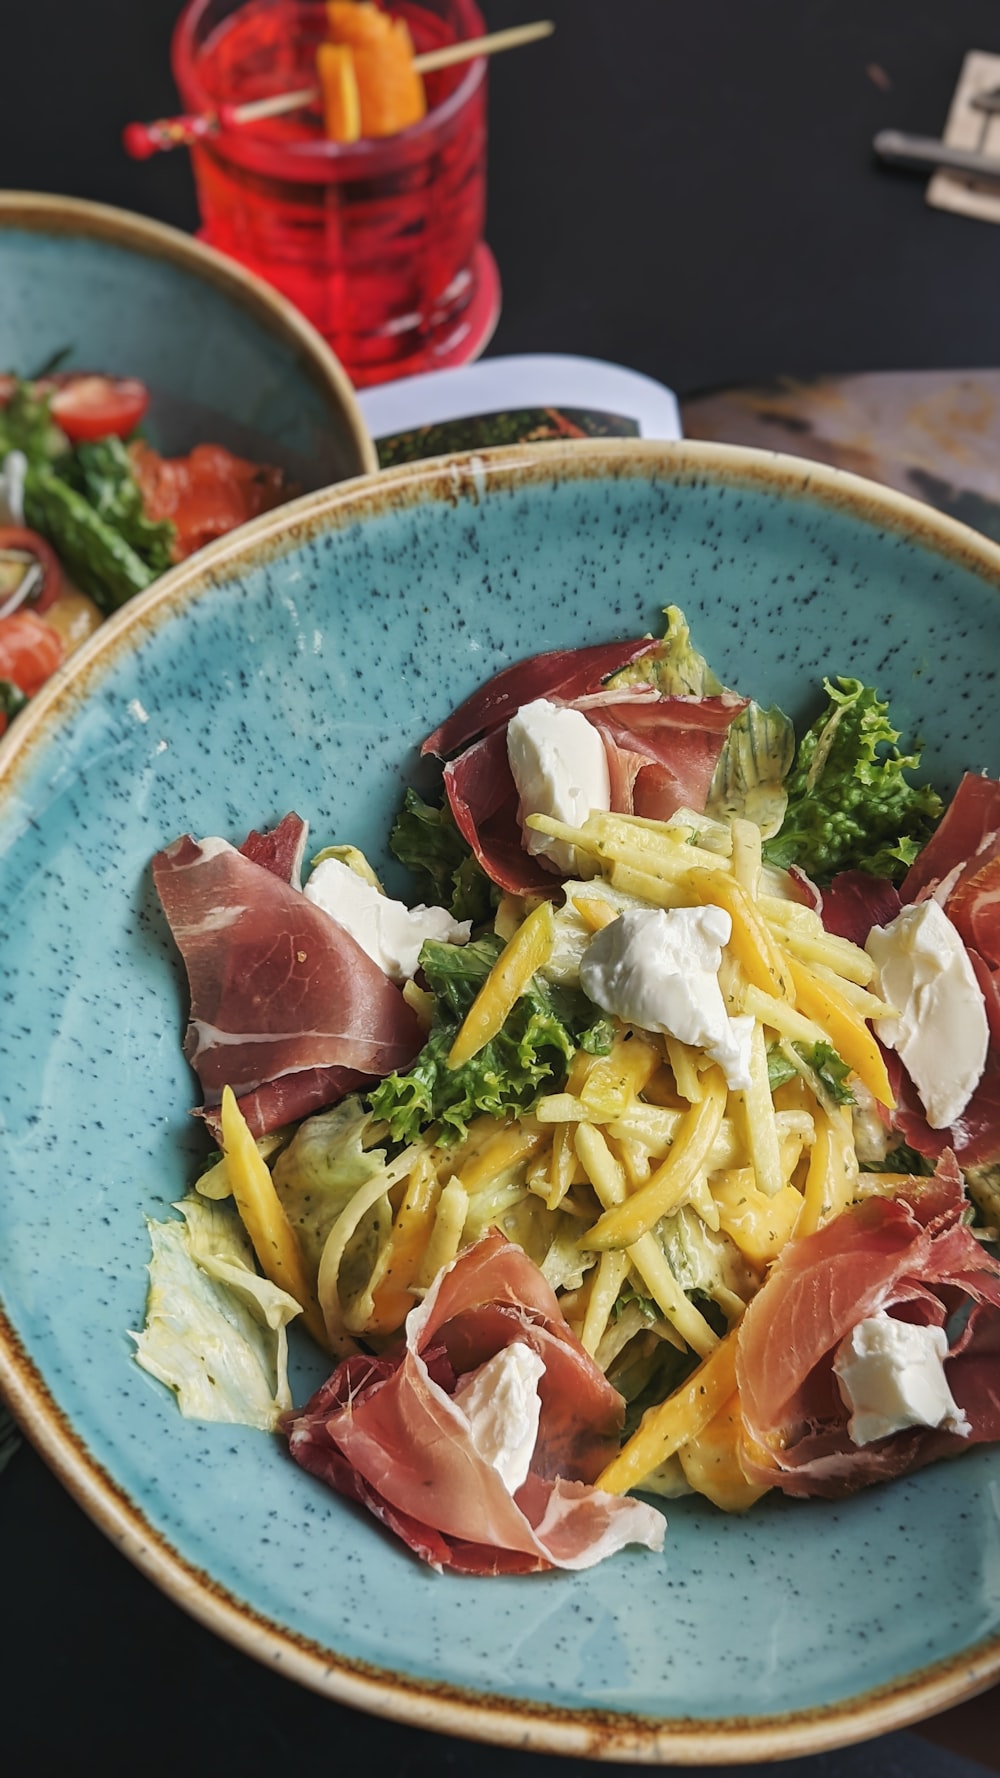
[
  {"x1": 368, "y1": 933, "x2": 614, "y2": 1145},
  {"x1": 389, "y1": 787, "x2": 494, "y2": 924},
  {"x1": 762, "y1": 677, "x2": 942, "y2": 884}
]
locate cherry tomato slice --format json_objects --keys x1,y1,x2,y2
[
  {"x1": 0, "y1": 609, "x2": 65, "y2": 698},
  {"x1": 49, "y1": 374, "x2": 150, "y2": 443},
  {"x1": 0, "y1": 526, "x2": 62, "y2": 615}
]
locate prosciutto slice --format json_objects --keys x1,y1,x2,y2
[
  {"x1": 736, "y1": 1159, "x2": 1000, "y2": 1498},
  {"x1": 422, "y1": 637, "x2": 661, "y2": 760},
  {"x1": 441, "y1": 690, "x2": 744, "y2": 895},
  {"x1": 901, "y1": 773, "x2": 1000, "y2": 903},
  {"x1": 283, "y1": 1230, "x2": 666, "y2": 1573},
  {"x1": 820, "y1": 870, "x2": 901, "y2": 947},
  {"x1": 238, "y1": 811, "x2": 309, "y2": 886},
  {"x1": 153, "y1": 832, "x2": 422, "y2": 1129}
]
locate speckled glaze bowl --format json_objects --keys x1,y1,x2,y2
[
  {"x1": 1, "y1": 441, "x2": 999, "y2": 1764},
  {"x1": 0, "y1": 190, "x2": 376, "y2": 488}
]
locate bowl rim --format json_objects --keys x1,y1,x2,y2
[
  {"x1": 2, "y1": 435, "x2": 1000, "y2": 1763},
  {"x1": 0, "y1": 187, "x2": 378, "y2": 476}
]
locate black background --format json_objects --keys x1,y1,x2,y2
[
  {"x1": 2, "y1": 0, "x2": 1000, "y2": 394},
  {"x1": 3, "y1": 3, "x2": 1000, "y2": 1774}
]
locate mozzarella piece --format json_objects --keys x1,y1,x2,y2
[
  {"x1": 507, "y1": 698, "x2": 611, "y2": 874},
  {"x1": 578, "y1": 904, "x2": 754, "y2": 1090},
  {"x1": 451, "y1": 1342, "x2": 546, "y2": 1495},
  {"x1": 304, "y1": 856, "x2": 470, "y2": 984},
  {"x1": 833, "y1": 1310, "x2": 970, "y2": 1447},
  {"x1": 865, "y1": 898, "x2": 988, "y2": 1129}
]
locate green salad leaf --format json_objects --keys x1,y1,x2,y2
[
  {"x1": 767, "y1": 1039, "x2": 855, "y2": 1105},
  {"x1": 390, "y1": 786, "x2": 494, "y2": 924},
  {"x1": 0, "y1": 378, "x2": 65, "y2": 466},
  {"x1": 0, "y1": 680, "x2": 28, "y2": 725},
  {"x1": 22, "y1": 464, "x2": 156, "y2": 613},
  {"x1": 131, "y1": 1195, "x2": 301, "y2": 1430},
  {"x1": 606, "y1": 604, "x2": 725, "y2": 696},
  {"x1": 368, "y1": 933, "x2": 614, "y2": 1144},
  {"x1": 65, "y1": 436, "x2": 175, "y2": 574},
  {"x1": 762, "y1": 677, "x2": 942, "y2": 884}
]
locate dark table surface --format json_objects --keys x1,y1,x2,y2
[{"x1": 4, "y1": 3, "x2": 1000, "y2": 1773}]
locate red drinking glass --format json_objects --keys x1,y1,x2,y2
[{"x1": 172, "y1": 0, "x2": 498, "y2": 387}]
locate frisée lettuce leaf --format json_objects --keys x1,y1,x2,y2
[
  {"x1": 368, "y1": 933, "x2": 614, "y2": 1145},
  {"x1": 762, "y1": 676, "x2": 942, "y2": 884}
]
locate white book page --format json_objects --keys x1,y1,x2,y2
[{"x1": 358, "y1": 354, "x2": 683, "y2": 444}]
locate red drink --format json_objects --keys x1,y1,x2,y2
[{"x1": 173, "y1": 0, "x2": 496, "y2": 386}]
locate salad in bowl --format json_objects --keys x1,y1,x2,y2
[
  {"x1": 141, "y1": 601, "x2": 1000, "y2": 1573},
  {"x1": 4, "y1": 439, "x2": 1000, "y2": 1756}
]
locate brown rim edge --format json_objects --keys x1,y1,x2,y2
[
  {"x1": 2, "y1": 437, "x2": 1000, "y2": 1762},
  {"x1": 0, "y1": 189, "x2": 378, "y2": 477}
]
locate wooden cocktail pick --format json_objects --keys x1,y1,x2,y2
[{"x1": 123, "y1": 19, "x2": 554, "y2": 159}]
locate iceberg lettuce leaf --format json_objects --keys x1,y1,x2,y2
[{"x1": 131, "y1": 1195, "x2": 301, "y2": 1430}]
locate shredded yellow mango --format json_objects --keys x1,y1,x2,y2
[
  {"x1": 597, "y1": 1330, "x2": 739, "y2": 1493},
  {"x1": 447, "y1": 898, "x2": 555, "y2": 1068},
  {"x1": 219, "y1": 1086, "x2": 328, "y2": 1349}
]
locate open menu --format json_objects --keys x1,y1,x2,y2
[{"x1": 356, "y1": 353, "x2": 683, "y2": 466}]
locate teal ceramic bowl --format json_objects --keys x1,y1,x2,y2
[
  {"x1": 0, "y1": 190, "x2": 376, "y2": 489},
  {"x1": 1, "y1": 441, "x2": 999, "y2": 1763}
]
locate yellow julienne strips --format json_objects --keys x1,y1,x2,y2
[
  {"x1": 527, "y1": 810, "x2": 731, "y2": 881},
  {"x1": 738, "y1": 1020, "x2": 785, "y2": 1198},
  {"x1": 796, "y1": 1103, "x2": 857, "y2": 1235},
  {"x1": 580, "y1": 1249, "x2": 632, "y2": 1356},
  {"x1": 454, "y1": 1120, "x2": 547, "y2": 1194},
  {"x1": 446, "y1": 898, "x2": 555, "y2": 1069},
  {"x1": 664, "y1": 1036, "x2": 703, "y2": 1103},
  {"x1": 744, "y1": 983, "x2": 834, "y2": 1048},
  {"x1": 366, "y1": 1152, "x2": 440, "y2": 1332},
  {"x1": 607, "y1": 860, "x2": 691, "y2": 910},
  {"x1": 570, "y1": 893, "x2": 620, "y2": 933},
  {"x1": 683, "y1": 865, "x2": 793, "y2": 1000},
  {"x1": 584, "y1": 1032, "x2": 662, "y2": 1106},
  {"x1": 798, "y1": 958, "x2": 896, "y2": 1022},
  {"x1": 546, "y1": 1122, "x2": 578, "y2": 1210},
  {"x1": 574, "y1": 1122, "x2": 719, "y2": 1356},
  {"x1": 597, "y1": 1329, "x2": 738, "y2": 1493},
  {"x1": 219, "y1": 1086, "x2": 328, "y2": 1348},
  {"x1": 417, "y1": 1175, "x2": 469, "y2": 1286},
  {"x1": 783, "y1": 951, "x2": 894, "y2": 1109},
  {"x1": 585, "y1": 1067, "x2": 728, "y2": 1250},
  {"x1": 676, "y1": 1389, "x2": 770, "y2": 1512},
  {"x1": 316, "y1": 1143, "x2": 421, "y2": 1346},
  {"x1": 759, "y1": 897, "x2": 876, "y2": 985},
  {"x1": 730, "y1": 816, "x2": 763, "y2": 899}
]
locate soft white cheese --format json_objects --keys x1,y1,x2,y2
[
  {"x1": 578, "y1": 904, "x2": 754, "y2": 1090},
  {"x1": 451, "y1": 1342, "x2": 546, "y2": 1495},
  {"x1": 506, "y1": 698, "x2": 611, "y2": 875},
  {"x1": 865, "y1": 898, "x2": 988, "y2": 1130},
  {"x1": 303, "y1": 856, "x2": 470, "y2": 983},
  {"x1": 833, "y1": 1310, "x2": 970, "y2": 1447}
]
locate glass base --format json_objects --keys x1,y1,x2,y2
[{"x1": 195, "y1": 230, "x2": 501, "y2": 391}]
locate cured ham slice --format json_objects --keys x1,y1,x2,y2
[
  {"x1": 902, "y1": 773, "x2": 1000, "y2": 903},
  {"x1": 444, "y1": 728, "x2": 556, "y2": 897},
  {"x1": 442, "y1": 691, "x2": 744, "y2": 895},
  {"x1": 238, "y1": 811, "x2": 309, "y2": 887},
  {"x1": 152, "y1": 833, "x2": 422, "y2": 1125},
  {"x1": 422, "y1": 637, "x2": 660, "y2": 759},
  {"x1": 820, "y1": 870, "x2": 901, "y2": 947},
  {"x1": 202, "y1": 1064, "x2": 371, "y2": 1144},
  {"x1": 283, "y1": 1230, "x2": 666, "y2": 1573},
  {"x1": 736, "y1": 1159, "x2": 1000, "y2": 1498}
]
